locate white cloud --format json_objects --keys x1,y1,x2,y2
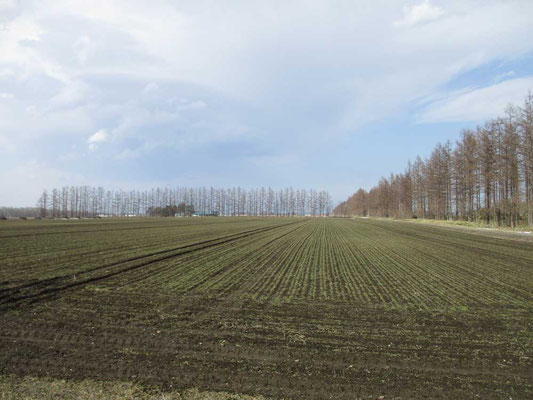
[
  {"x1": 394, "y1": 0, "x2": 446, "y2": 28},
  {"x1": 417, "y1": 76, "x2": 533, "y2": 123},
  {"x1": 1, "y1": 0, "x2": 533, "y2": 205},
  {"x1": 0, "y1": 0, "x2": 17, "y2": 10},
  {"x1": 87, "y1": 129, "x2": 108, "y2": 150},
  {"x1": 1, "y1": 0, "x2": 532, "y2": 133},
  {"x1": 50, "y1": 80, "x2": 90, "y2": 107},
  {"x1": 88, "y1": 129, "x2": 108, "y2": 143}
]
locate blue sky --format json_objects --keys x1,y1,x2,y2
[{"x1": 1, "y1": 0, "x2": 533, "y2": 206}]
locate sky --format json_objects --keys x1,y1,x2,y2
[{"x1": 1, "y1": 0, "x2": 533, "y2": 207}]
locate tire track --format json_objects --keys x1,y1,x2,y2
[
  {"x1": 116, "y1": 220, "x2": 308, "y2": 290},
  {"x1": 161, "y1": 221, "x2": 308, "y2": 294},
  {"x1": 0, "y1": 221, "x2": 297, "y2": 295},
  {"x1": 0, "y1": 220, "x2": 306, "y2": 309}
]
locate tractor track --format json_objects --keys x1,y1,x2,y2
[{"x1": 0, "y1": 219, "x2": 306, "y2": 309}]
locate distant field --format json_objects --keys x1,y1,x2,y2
[{"x1": 1, "y1": 217, "x2": 532, "y2": 399}]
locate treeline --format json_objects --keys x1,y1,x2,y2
[
  {"x1": 36, "y1": 186, "x2": 332, "y2": 218},
  {"x1": 148, "y1": 203, "x2": 196, "y2": 217},
  {"x1": 334, "y1": 93, "x2": 533, "y2": 228},
  {"x1": 0, "y1": 207, "x2": 39, "y2": 219}
]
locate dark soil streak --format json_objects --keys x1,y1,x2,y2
[{"x1": 0, "y1": 220, "x2": 306, "y2": 309}]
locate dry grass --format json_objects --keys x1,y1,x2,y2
[
  {"x1": 0, "y1": 375, "x2": 270, "y2": 400},
  {"x1": 354, "y1": 215, "x2": 533, "y2": 232}
]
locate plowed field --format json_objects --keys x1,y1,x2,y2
[{"x1": 1, "y1": 217, "x2": 532, "y2": 398}]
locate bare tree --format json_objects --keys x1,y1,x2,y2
[{"x1": 335, "y1": 93, "x2": 533, "y2": 227}]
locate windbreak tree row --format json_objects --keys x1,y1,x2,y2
[
  {"x1": 335, "y1": 93, "x2": 533, "y2": 227},
  {"x1": 36, "y1": 186, "x2": 332, "y2": 218}
]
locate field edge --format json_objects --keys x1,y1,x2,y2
[{"x1": 0, "y1": 374, "x2": 276, "y2": 400}]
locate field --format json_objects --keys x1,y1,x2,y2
[{"x1": 1, "y1": 217, "x2": 532, "y2": 399}]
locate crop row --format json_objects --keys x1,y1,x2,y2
[
  {"x1": 88, "y1": 218, "x2": 532, "y2": 309},
  {"x1": 2, "y1": 217, "x2": 532, "y2": 310}
]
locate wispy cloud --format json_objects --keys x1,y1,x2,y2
[
  {"x1": 394, "y1": 0, "x2": 446, "y2": 28},
  {"x1": 1, "y1": 0, "x2": 533, "y2": 205},
  {"x1": 87, "y1": 129, "x2": 108, "y2": 150},
  {"x1": 417, "y1": 76, "x2": 533, "y2": 123}
]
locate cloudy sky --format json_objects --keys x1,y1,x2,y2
[{"x1": 1, "y1": 0, "x2": 533, "y2": 206}]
